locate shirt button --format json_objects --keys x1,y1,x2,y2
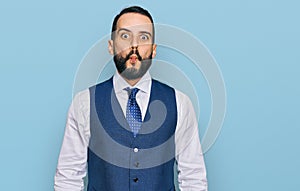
[
  {"x1": 133, "y1": 148, "x2": 139, "y2": 152},
  {"x1": 133, "y1": 178, "x2": 139, "y2": 182},
  {"x1": 135, "y1": 162, "x2": 139, "y2": 167}
]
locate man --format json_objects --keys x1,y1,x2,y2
[{"x1": 54, "y1": 6, "x2": 207, "y2": 191}]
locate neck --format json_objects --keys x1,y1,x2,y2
[{"x1": 124, "y1": 77, "x2": 141, "y2": 86}]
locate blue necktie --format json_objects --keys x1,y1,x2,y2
[{"x1": 126, "y1": 88, "x2": 142, "y2": 137}]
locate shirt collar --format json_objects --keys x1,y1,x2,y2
[{"x1": 113, "y1": 71, "x2": 152, "y2": 94}]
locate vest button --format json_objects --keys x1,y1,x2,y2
[
  {"x1": 133, "y1": 147, "x2": 139, "y2": 152},
  {"x1": 133, "y1": 178, "x2": 139, "y2": 182}
]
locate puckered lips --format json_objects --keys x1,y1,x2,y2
[{"x1": 129, "y1": 54, "x2": 139, "y2": 64}]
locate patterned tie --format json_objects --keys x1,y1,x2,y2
[{"x1": 126, "y1": 88, "x2": 142, "y2": 137}]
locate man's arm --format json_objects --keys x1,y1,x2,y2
[
  {"x1": 54, "y1": 90, "x2": 90, "y2": 191},
  {"x1": 175, "y1": 90, "x2": 208, "y2": 191}
]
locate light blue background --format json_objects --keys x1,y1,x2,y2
[{"x1": 0, "y1": 0, "x2": 299, "y2": 190}]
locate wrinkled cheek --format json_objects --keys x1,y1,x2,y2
[
  {"x1": 114, "y1": 44, "x2": 131, "y2": 55},
  {"x1": 142, "y1": 51, "x2": 153, "y2": 60},
  {"x1": 115, "y1": 49, "x2": 130, "y2": 58},
  {"x1": 139, "y1": 47, "x2": 153, "y2": 58}
]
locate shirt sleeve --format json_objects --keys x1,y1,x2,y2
[
  {"x1": 54, "y1": 89, "x2": 90, "y2": 191},
  {"x1": 175, "y1": 90, "x2": 208, "y2": 191}
]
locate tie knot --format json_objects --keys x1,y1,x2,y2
[{"x1": 127, "y1": 88, "x2": 139, "y2": 99}]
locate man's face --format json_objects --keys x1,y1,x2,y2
[{"x1": 109, "y1": 13, "x2": 156, "y2": 80}]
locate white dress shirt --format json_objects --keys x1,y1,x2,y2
[{"x1": 54, "y1": 71, "x2": 207, "y2": 191}]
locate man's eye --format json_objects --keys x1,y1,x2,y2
[
  {"x1": 121, "y1": 33, "x2": 130, "y2": 39},
  {"x1": 140, "y1": 35, "x2": 149, "y2": 40}
]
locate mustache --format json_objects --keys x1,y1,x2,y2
[{"x1": 124, "y1": 49, "x2": 143, "y2": 61}]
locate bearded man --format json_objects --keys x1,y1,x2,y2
[{"x1": 54, "y1": 6, "x2": 207, "y2": 191}]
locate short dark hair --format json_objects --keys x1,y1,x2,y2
[{"x1": 111, "y1": 6, "x2": 155, "y2": 42}]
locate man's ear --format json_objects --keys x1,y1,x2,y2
[
  {"x1": 108, "y1": 40, "x2": 114, "y2": 55},
  {"x1": 152, "y1": 44, "x2": 157, "y2": 58}
]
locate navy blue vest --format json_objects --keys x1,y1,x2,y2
[{"x1": 88, "y1": 78, "x2": 177, "y2": 191}]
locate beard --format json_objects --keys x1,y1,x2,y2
[{"x1": 113, "y1": 49, "x2": 152, "y2": 80}]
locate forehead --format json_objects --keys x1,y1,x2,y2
[{"x1": 116, "y1": 13, "x2": 153, "y2": 34}]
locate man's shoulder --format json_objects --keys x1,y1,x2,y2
[
  {"x1": 152, "y1": 79, "x2": 187, "y2": 97},
  {"x1": 152, "y1": 78, "x2": 175, "y2": 91},
  {"x1": 151, "y1": 79, "x2": 193, "y2": 104},
  {"x1": 89, "y1": 77, "x2": 113, "y2": 90},
  {"x1": 72, "y1": 77, "x2": 113, "y2": 101}
]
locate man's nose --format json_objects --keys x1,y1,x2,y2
[
  {"x1": 131, "y1": 36, "x2": 139, "y2": 47},
  {"x1": 131, "y1": 46, "x2": 138, "y2": 53}
]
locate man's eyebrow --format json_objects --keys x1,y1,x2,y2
[
  {"x1": 139, "y1": 31, "x2": 152, "y2": 37},
  {"x1": 117, "y1": 28, "x2": 132, "y2": 33},
  {"x1": 117, "y1": 28, "x2": 152, "y2": 37}
]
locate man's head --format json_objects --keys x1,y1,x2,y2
[{"x1": 108, "y1": 6, "x2": 156, "y2": 83}]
